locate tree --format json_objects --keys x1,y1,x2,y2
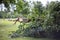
[
  {"x1": 43, "y1": 1, "x2": 60, "y2": 32},
  {"x1": 0, "y1": 0, "x2": 16, "y2": 11},
  {"x1": 16, "y1": 0, "x2": 30, "y2": 17}
]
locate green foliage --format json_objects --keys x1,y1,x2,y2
[
  {"x1": 0, "y1": 0, "x2": 60, "y2": 38},
  {"x1": 0, "y1": 0, "x2": 16, "y2": 7},
  {"x1": 0, "y1": 11, "x2": 7, "y2": 18},
  {"x1": 16, "y1": 0, "x2": 29, "y2": 14},
  {"x1": 15, "y1": 1, "x2": 60, "y2": 38}
]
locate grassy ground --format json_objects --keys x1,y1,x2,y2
[{"x1": 0, "y1": 19, "x2": 55, "y2": 40}]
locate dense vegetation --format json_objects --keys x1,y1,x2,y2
[
  {"x1": 0, "y1": 0, "x2": 60, "y2": 39},
  {"x1": 15, "y1": 1, "x2": 60, "y2": 38}
]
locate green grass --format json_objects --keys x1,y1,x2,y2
[
  {"x1": 0, "y1": 19, "x2": 20, "y2": 40},
  {"x1": 0, "y1": 19, "x2": 55, "y2": 40}
]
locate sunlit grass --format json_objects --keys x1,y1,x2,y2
[{"x1": 0, "y1": 19, "x2": 20, "y2": 40}]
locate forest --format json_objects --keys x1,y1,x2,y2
[{"x1": 0, "y1": 0, "x2": 60, "y2": 40}]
